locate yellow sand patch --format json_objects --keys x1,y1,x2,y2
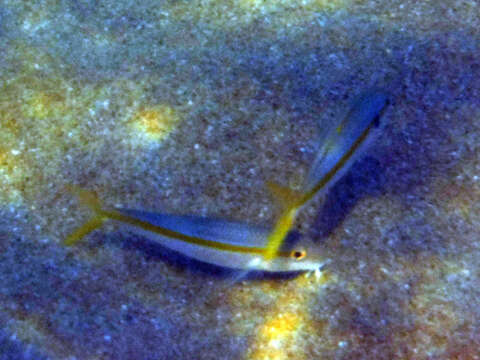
[
  {"x1": 130, "y1": 105, "x2": 180, "y2": 141},
  {"x1": 252, "y1": 311, "x2": 303, "y2": 360},
  {"x1": 228, "y1": 271, "x2": 334, "y2": 360}
]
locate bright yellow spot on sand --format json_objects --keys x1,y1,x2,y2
[
  {"x1": 130, "y1": 105, "x2": 180, "y2": 141},
  {"x1": 253, "y1": 312, "x2": 302, "y2": 360},
  {"x1": 230, "y1": 271, "x2": 334, "y2": 360},
  {"x1": 0, "y1": 41, "x2": 172, "y2": 204},
  {"x1": 260, "y1": 312, "x2": 299, "y2": 339}
]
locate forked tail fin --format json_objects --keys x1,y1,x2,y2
[
  {"x1": 263, "y1": 181, "x2": 303, "y2": 261},
  {"x1": 63, "y1": 185, "x2": 108, "y2": 246}
]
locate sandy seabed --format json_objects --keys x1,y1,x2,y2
[{"x1": 0, "y1": 1, "x2": 479, "y2": 359}]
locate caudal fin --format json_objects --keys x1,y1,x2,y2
[
  {"x1": 63, "y1": 185, "x2": 108, "y2": 246},
  {"x1": 265, "y1": 181, "x2": 302, "y2": 209}
]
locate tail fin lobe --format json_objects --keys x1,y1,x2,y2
[
  {"x1": 63, "y1": 185, "x2": 108, "y2": 246},
  {"x1": 64, "y1": 216, "x2": 106, "y2": 246},
  {"x1": 265, "y1": 181, "x2": 302, "y2": 209}
]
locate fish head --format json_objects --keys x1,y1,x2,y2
[{"x1": 262, "y1": 231, "x2": 326, "y2": 273}]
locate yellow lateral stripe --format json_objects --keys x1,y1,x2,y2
[
  {"x1": 103, "y1": 209, "x2": 293, "y2": 258},
  {"x1": 298, "y1": 118, "x2": 376, "y2": 207}
]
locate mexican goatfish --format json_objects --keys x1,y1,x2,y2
[
  {"x1": 64, "y1": 187, "x2": 324, "y2": 273},
  {"x1": 264, "y1": 89, "x2": 391, "y2": 260}
]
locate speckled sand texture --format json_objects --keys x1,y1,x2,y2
[{"x1": 1, "y1": 0, "x2": 480, "y2": 359}]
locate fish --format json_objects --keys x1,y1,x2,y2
[
  {"x1": 64, "y1": 186, "x2": 325, "y2": 273},
  {"x1": 263, "y1": 89, "x2": 391, "y2": 260}
]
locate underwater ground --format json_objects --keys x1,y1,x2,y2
[{"x1": 1, "y1": 0, "x2": 480, "y2": 359}]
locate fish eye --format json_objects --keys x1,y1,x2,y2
[{"x1": 290, "y1": 249, "x2": 307, "y2": 260}]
